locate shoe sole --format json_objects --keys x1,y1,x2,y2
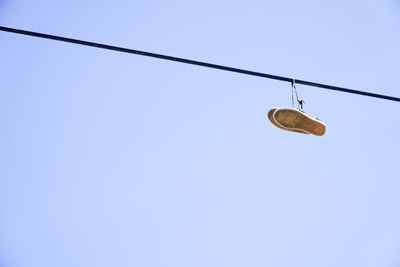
[{"x1": 273, "y1": 108, "x2": 327, "y2": 136}]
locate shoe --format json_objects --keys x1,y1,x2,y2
[
  {"x1": 268, "y1": 108, "x2": 327, "y2": 136},
  {"x1": 268, "y1": 108, "x2": 309, "y2": 134}
]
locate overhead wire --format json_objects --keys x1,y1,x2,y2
[{"x1": 1, "y1": 26, "x2": 399, "y2": 103}]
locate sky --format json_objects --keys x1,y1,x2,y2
[{"x1": 1, "y1": 1, "x2": 400, "y2": 267}]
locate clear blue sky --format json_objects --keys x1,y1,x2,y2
[{"x1": 1, "y1": 1, "x2": 400, "y2": 267}]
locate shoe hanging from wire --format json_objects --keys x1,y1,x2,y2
[{"x1": 268, "y1": 80, "x2": 327, "y2": 136}]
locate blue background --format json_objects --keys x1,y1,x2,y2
[{"x1": 1, "y1": 1, "x2": 400, "y2": 266}]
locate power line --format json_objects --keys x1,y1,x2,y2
[{"x1": 1, "y1": 25, "x2": 399, "y2": 103}]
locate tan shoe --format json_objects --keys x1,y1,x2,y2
[
  {"x1": 268, "y1": 108, "x2": 327, "y2": 136},
  {"x1": 268, "y1": 108, "x2": 309, "y2": 134},
  {"x1": 273, "y1": 108, "x2": 327, "y2": 136}
]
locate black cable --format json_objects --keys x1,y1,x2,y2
[{"x1": 1, "y1": 25, "x2": 399, "y2": 103}]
